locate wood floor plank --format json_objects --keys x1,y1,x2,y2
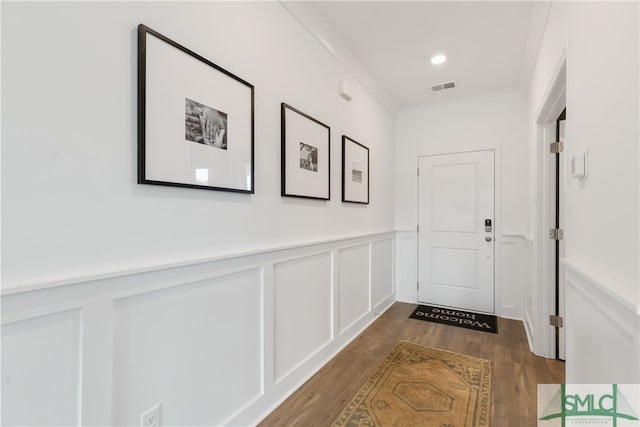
[{"x1": 259, "y1": 302, "x2": 565, "y2": 427}]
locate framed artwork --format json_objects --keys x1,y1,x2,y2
[
  {"x1": 342, "y1": 136, "x2": 369, "y2": 204},
  {"x1": 138, "y1": 24, "x2": 255, "y2": 193},
  {"x1": 281, "y1": 103, "x2": 331, "y2": 200}
]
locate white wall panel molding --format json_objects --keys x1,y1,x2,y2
[
  {"x1": 395, "y1": 230, "x2": 417, "y2": 304},
  {"x1": 337, "y1": 244, "x2": 371, "y2": 334},
  {"x1": 564, "y1": 260, "x2": 640, "y2": 383},
  {"x1": 523, "y1": 238, "x2": 536, "y2": 352},
  {"x1": 80, "y1": 301, "x2": 115, "y2": 426},
  {"x1": 498, "y1": 235, "x2": 526, "y2": 320},
  {"x1": 372, "y1": 238, "x2": 394, "y2": 311},
  {"x1": 1, "y1": 309, "x2": 82, "y2": 427},
  {"x1": 564, "y1": 260, "x2": 639, "y2": 316},
  {"x1": 1, "y1": 232, "x2": 395, "y2": 426},
  {"x1": 273, "y1": 253, "x2": 333, "y2": 385},
  {"x1": 112, "y1": 268, "x2": 265, "y2": 426}
]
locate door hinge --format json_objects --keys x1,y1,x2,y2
[
  {"x1": 417, "y1": 224, "x2": 419, "y2": 233},
  {"x1": 417, "y1": 281, "x2": 419, "y2": 290},
  {"x1": 549, "y1": 228, "x2": 564, "y2": 240},
  {"x1": 549, "y1": 315, "x2": 564, "y2": 328},
  {"x1": 550, "y1": 141, "x2": 564, "y2": 154},
  {"x1": 417, "y1": 168, "x2": 420, "y2": 177}
]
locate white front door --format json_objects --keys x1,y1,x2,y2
[{"x1": 417, "y1": 150, "x2": 495, "y2": 313}]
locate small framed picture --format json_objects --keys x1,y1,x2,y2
[
  {"x1": 342, "y1": 136, "x2": 369, "y2": 204},
  {"x1": 138, "y1": 24, "x2": 255, "y2": 193},
  {"x1": 281, "y1": 103, "x2": 331, "y2": 200}
]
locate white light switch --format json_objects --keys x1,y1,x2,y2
[{"x1": 571, "y1": 151, "x2": 588, "y2": 180}]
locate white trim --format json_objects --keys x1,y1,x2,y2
[
  {"x1": 394, "y1": 231, "x2": 418, "y2": 304},
  {"x1": 523, "y1": 237, "x2": 535, "y2": 353},
  {"x1": 532, "y1": 42, "x2": 569, "y2": 358},
  {"x1": 501, "y1": 233, "x2": 528, "y2": 238},
  {"x1": 398, "y1": 87, "x2": 524, "y2": 117},
  {"x1": 534, "y1": 45, "x2": 567, "y2": 125},
  {"x1": 500, "y1": 313, "x2": 525, "y2": 322},
  {"x1": 1, "y1": 231, "x2": 395, "y2": 296},
  {"x1": 498, "y1": 236, "x2": 525, "y2": 320},
  {"x1": 417, "y1": 146, "x2": 497, "y2": 159},
  {"x1": 563, "y1": 259, "x2": 640, "y2": 315}
]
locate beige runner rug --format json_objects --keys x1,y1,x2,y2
[{"x1": 333, "y1": 341, "x2": 491, "y2": 427}]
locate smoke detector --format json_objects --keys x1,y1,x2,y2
[{"x1": 431, "y1": 81, "x2": 457, "y2": 92}]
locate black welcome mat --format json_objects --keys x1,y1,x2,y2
[{"x1": 409, "y1": 304, "x2": 498, "y2": 334}]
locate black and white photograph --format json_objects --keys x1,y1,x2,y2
[
  {"x1": 281, "y1": 103, "x2": 330, "y2": 200},
  {"x1": 342, "y1": 135, "x2": 369, "y2": 204},
  {"x1": 352, "y1": 164, "x2": 363, "y2": 183},
  {"x1": 138, "y1": 24, "x2": 254, "y2": 193},
  {"x1": 185, "y1": 98, "x2": 227, "y2": 150},
  {"x1": 299, "y1": 142, "x2": 318, "y2": 172}
]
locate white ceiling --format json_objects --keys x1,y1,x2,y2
[{"x1": 309, "y1": 1, "x2": 550, "y2": 109}]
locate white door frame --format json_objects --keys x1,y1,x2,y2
[
  {"x1": 533, "y1": 43, "x2": 569, "y2": 359},
  {"x1": 416, "y1": 147, "x2": 500, "y2": 315}
]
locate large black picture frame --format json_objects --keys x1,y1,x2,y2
[
  {"x1": 281, "y1": 103, "x2": 331, "y2": 200},
  {"x1": 138, "y1": 24, "x2": 255, "y2": 193}
]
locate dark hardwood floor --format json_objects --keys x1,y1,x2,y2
[{"x1": 259, "y1": 302, "x2": 565, "y2": 427}]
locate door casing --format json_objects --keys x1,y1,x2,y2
[{"x1": 533, "y1": 43, "x2": 568, "y2": 359}]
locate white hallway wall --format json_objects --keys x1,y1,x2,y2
[
  {"x1": 394, "y1": 89, "x2": 529, "y2": 320},
  {"x1": 1, "y1": 2, "x2": 396, "y2": 425},
  {"x1": 526, "y1": 1, "x2": 639, "y2": 382},
  {"x1": 1, "y1": 1, "x2": 395, "y2": 290}
]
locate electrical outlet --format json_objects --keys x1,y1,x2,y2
[{"x1": 141, "y1": 403, "x2": 161, "y2": 427}]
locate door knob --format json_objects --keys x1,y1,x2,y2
[{"x1": 485, "y1": 237, "x2": 492, "y2": 242}]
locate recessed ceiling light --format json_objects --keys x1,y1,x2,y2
[{"x1": 430, "y1": 54, "x2": 447, "y2": 65}]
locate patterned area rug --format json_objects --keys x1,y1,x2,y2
[{"x1": 332, "y1": 341, "x2": 491, "y2": 427}]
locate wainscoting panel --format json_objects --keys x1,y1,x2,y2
[
  {"x1": 395, "y1": 231, "x2": 417, "y2": 303},
  {"x1": 273, "y1": 253, "x2": 332, "y2": 384},
  {"x1": 565, "y1": 261, "x2": 640, "y2": 383},
  {"x1": 112, "y1": 269, "x2": 263, "y2": 426},
  {"x1": 523, "y1": 237, "x2": 535, "y2": 350},
  {"x1": 0, "y1": 232, "x2": 395, "y2": 426},
  {"x1": 1, "y1": 309, "x2": 81, "y2": 426},
  {"x1": 338, "y1": 244, "x2": 371, "y2": 334},
  {"x1": 499, "y1": 237, "x2": 525, "y2": 319},
  {"x1": 372, "y1": 238, "x2": 394, "y2": 310}
]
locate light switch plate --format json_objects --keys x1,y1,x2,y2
[{"x1": 571, "y1": 151, "x2": 588, "y2": 180}]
